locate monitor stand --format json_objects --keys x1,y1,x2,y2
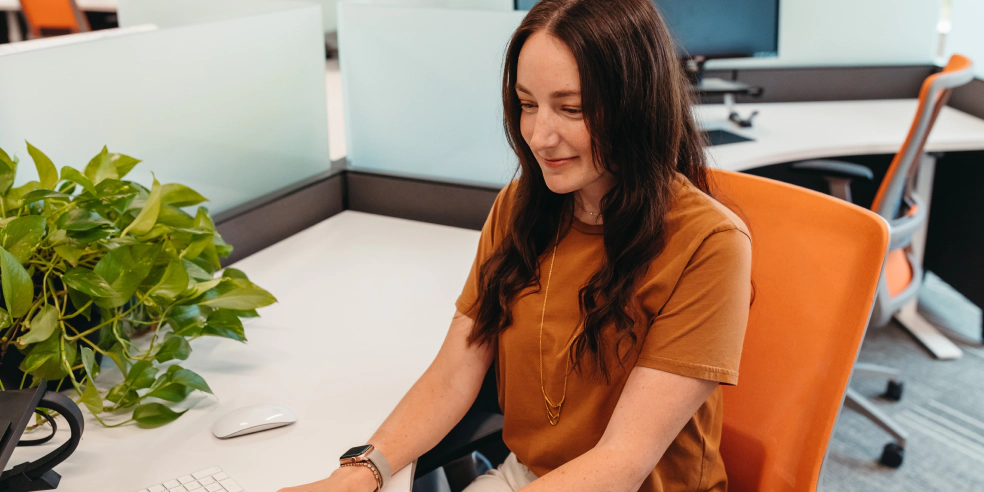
[{"x1": 685, "y1": 57, "x2": 762, "y2": 128}]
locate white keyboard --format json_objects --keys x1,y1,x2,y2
[{"x1": 135, "y1": 466, "x2": 243, "y2": 492}]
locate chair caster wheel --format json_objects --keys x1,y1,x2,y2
[
  {"x1": 883, "y1": 380, "x2": 904, "y2": 401},
  {"x1": 880, "y1": 442, "x2": 904, "y2": 468}
]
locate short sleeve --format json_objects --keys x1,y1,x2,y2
[
  {"x1": 636, "y1": 228, "x2": 752, "y2": 385},
  {"x1": 455, "y1": 184, "x2": 514, "y2": 318}
]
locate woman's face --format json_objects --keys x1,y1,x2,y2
[{"x1": 516, "y1": 31, "x2": 611, "y2": 196}]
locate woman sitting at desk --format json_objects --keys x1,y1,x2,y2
[{"x1": 282, "y1": 0, "x2": 751, "y2": 490}]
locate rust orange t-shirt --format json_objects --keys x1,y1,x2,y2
[{"x1": 455, "y1": 172, "x2": 752, "y2": 492}]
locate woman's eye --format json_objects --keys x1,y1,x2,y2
[
  {"x1": 563, "y1": 107, "x2": 582, "y2": 115},
  {"x1": 520, "y1": 103, "x2": 537, "y2": 112}
]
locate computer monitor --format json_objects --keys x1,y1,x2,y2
[{"x1": 514, "y1": 0, "x2": 779, "y2": 60}]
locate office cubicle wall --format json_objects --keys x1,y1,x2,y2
[
  {"x1": 363, "y1": 0, "x2": 514, "y2": 10},
  {"x1": 266, "y1": 0, "x2": 515, "y2": 37},
  {"x1": 339, "y1": 3, "x2": 526, "y2": 185},
  {"x1": 946, "y1": 0, "x2": 984, "y2": 79},
  {"x1": 514, "y1": 0, "x2": 942, "y2": 69},
  {"x1": 117, "y1": 0, "x2": 313, "y2": 28},
  {"x1": 0, "y1": 1, "x2": 330, "y2": 214},
  {"x1": 707, "y1": 0, "x2": 943, "y2": 69}
]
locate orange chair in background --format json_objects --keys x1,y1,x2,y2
[
  {"x1": 790, "y1": 54, "x2": 976, "y2": 468},
  {"x1": 710, "y1": 170, "x2": 889, "y2": 491},
  {"x1": 19, "y1": 0, "x2": 89, "y2": 39}
]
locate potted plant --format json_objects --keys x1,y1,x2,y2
[{"x1": 0, "y1": 143, "x2": 276, "y2": 427}]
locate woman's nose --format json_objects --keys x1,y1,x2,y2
[{"x1": 528, "y1": 112, "x2": 561, "y2": 152}]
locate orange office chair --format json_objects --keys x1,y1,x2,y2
[
  {"x1": 19, "y1": 0, "x2": 89, "y2": 39},
  {"x1": 790, "y1": 54, "x2": 976, "y2": 468},
  {"x1": 414, "y1": 170, "x2": 889, "y2": 492},
  {"x1": 710, "y1": 170, "x2": 889, "y2": 491}
]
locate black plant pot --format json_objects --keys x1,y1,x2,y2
[{"x1": 0, "y1": 307, "x2": 103, "y2": 392}]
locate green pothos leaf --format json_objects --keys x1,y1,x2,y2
[{"x1": 133, "y1": 403, "x2": 187, "y2": 427}]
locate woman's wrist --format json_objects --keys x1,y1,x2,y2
[{"x1": 333, "y1": 464, "x2": 380, "y2": 491}]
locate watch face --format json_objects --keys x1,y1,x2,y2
[{"x1": 341, "y1": 445, "x2": 373, "y2": 460}]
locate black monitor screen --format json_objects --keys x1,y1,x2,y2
[{"x1": 515, "y1": 0, "x2": 779, "y2": 59}]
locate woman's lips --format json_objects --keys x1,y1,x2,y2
[{"x1": 542, "y1": 156, "x2": 578, "y2": 169}]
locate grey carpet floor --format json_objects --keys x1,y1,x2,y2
[{"x1": 820, "y1": 320, "x2": 984, "y2": 491}]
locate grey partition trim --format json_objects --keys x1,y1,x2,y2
[
  {"x1": 214, "y1": 158, "x2": 346, "y2": 224},
  {"x1": 216, "y1": 160, "x2": 346, "y2": 265},
  {"x1": 347, "y1": 170, "x2": 502, "y2": 231},
  {"x1": 699, "y1": 65, "x2": 936, "y2": 104},
  {"x1": 214, "y1": 165, "x2": 502, "y2": 263},
  {"x1": 949, "y1": 77, "x2": 984, "y2": 120}
]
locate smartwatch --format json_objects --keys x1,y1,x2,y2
[{"x1": 340, "y1": 444, "x2": 392, "y2": 490}]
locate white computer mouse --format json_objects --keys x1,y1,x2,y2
[{"x1": 211, "y1": 404, "x2": 298, "y2": 439}]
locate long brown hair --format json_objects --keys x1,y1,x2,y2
[{"x1": 468, "y1": 0, "x2": 710, "y2": 380}]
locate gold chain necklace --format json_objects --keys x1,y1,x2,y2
[
  {"x1": 574, "y1": 194, "x2": 602, "y2": 220},
  {"x1": 538, "y1": 228, "x2": 570, "y2": 426}
]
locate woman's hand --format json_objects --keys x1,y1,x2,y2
[{"x1": 278, "y1": 465, "x2": 378, "y2": 492}]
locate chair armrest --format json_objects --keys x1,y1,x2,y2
[
  {"x1": 790, "y1": 160, "x2": 875, "y2": 181},
  {"x1": 415, "y1": 409, "x2": 504, "y2": 478},
  {"x1": 887, "y1": 195, "x2": 928, "y2": 251}
]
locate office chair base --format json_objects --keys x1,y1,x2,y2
[
  {"x1": 895, "y1": 301, "x2": 963, "y2": 360},
  {"x1": 880, "y1": 443, "x2": 905, "y2": 468},
  {"x1": 853, "y1": 363, "x2": 901, "y2": 379},
  {"x1": 844, "y1": 387, "x2": 908, "y2": 464}
]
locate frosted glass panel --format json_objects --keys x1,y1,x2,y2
[
  {"x1": 339, "y1": 3, "x2": 525, "y2": 185},
  {"x1": 118, "y1": 0, "x2": 314, "y2": 28},
  {"x1": 707, "y1": 0, "x2": 943, "y2": 69},
  {"x1": 295, "y1": 0, "x2": 338, "y2": 32},
  {"x1": 946, "y1": 0, "x2": 984, "y2": 78},
  {"x1": 263, "y1": 0, "x2": 516, "y2": 36},
  {"x1": 356, "y1": 0, "x2": 514, "y2": 10},
  {"x1": 0, "y1": 2, "x2": 330, "y2": 214}
]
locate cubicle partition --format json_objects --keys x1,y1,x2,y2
[
  {"x1": 0, "y1": 0, "x2": 331, "y2": 214},
  {"x1": 338, "y1": 2, "x2": 525, "y2": 186},
  {"x1": 709, "y1": 0, "x2": 943, "y2": 70}
]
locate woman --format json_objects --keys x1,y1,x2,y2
[{"x1": 282, "y1": 0, "x2": 751, "y2": 490}]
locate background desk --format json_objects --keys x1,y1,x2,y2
[
  {"x1": 696, "y1": 99, "x2": 984, "y2": 172},
  {"x1": 0, "y1": 0, "x2": 117, "y2": 43},
  {"x1": 6, "y1": 211, "x2": 479, "y2": 492},
  {"x1": 706, "y1": 100, "x2": 984, "y2": 356}
]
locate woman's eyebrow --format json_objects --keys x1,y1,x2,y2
[
  {"x1": 550, "y1": 90, "x2": 580, "y2": 99},
  {"x1": 515, "y1": 84, "x2": 580, "y2": 99}
]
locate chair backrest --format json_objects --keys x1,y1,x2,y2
[
  {"x1": 710, "y1": 170, "x2": 889, "y2": 492},
  {"x1": 19, "y1": 0, "x2": 89, "y2": 39},
  {"x1": 871, "y1": 54, "x2": 975, "y2": 220}
]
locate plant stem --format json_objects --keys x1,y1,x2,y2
[
  {"x1": 64, "y1": 303, "x2": 136, "y2": 341},
  {"x1": 142, "y1": 304, "x2": 173, "y2": 361},
  {"x1": 72, "y1": 331, "x2": 111, "y2": 356},
  {"x1": 59, "y1": 335, "x2": 82, "y2": 395},
  {"x1": 92, "y1": 414, "x2": 133, "y2": 428},
  {"x1": 63, "y1": 300, "x2": 93, "y2": 319}
]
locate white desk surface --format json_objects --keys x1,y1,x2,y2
[
  {"x1": 6, "y1": 211, "x2": 482, "y2": 492},
  {"x1": 0, "y1": 0, "x2": 116, "y2": 12},
  {"x1": 698, "y1": 99, "x2": 984, "y2": 172}
]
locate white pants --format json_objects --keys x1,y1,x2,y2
[{"x1": 462, "y1": 453, "x2": 538, "y2": 492}]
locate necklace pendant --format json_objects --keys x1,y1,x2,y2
[{"x1": 545, "y1": 400, "x2": 563, "y2": 426}]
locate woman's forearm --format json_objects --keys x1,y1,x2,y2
[
  {"x1": 518, "y1": 445, "x2": 648, "y2": 492},
  {"x1": 520, "y1": 368, "x2": 718, "y2": 492},
  {"x1": 366, "y1": 313, "x2": 493, "y2": 475}
]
